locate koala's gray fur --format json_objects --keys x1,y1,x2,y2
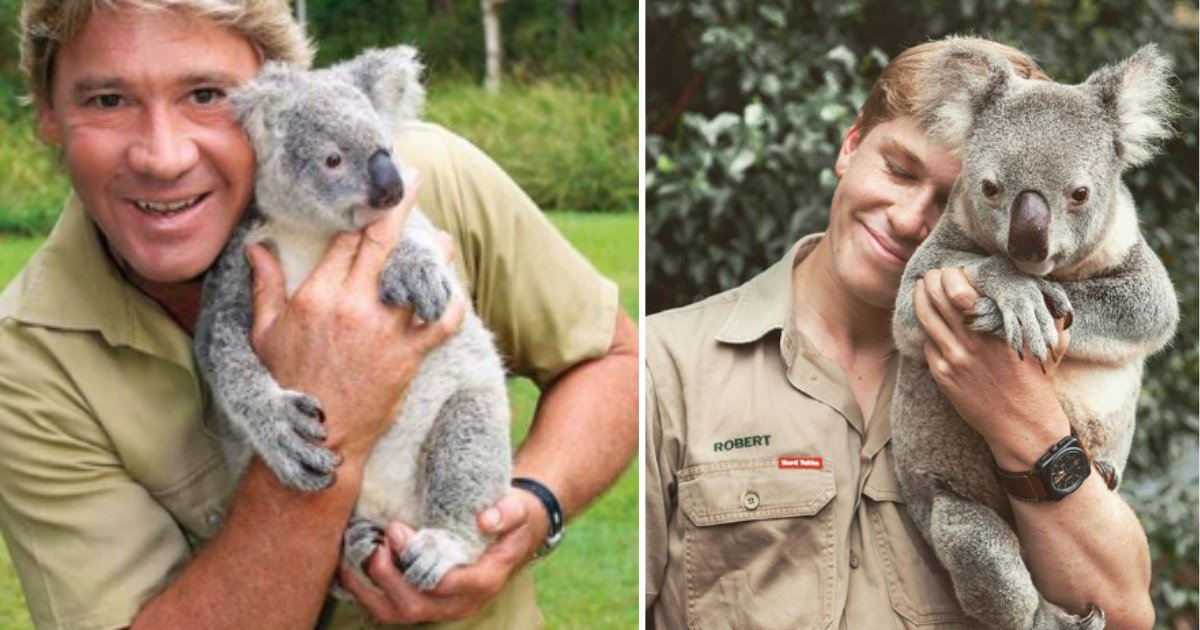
[
  {"x1": 194, "y1": 46, "x2": 512, "y2": 593},
  {"x1": 891, "y1": 40, "x2": 1178, "y2": 629}
]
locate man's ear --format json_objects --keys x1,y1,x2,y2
[
  {"x1": 36, "y1": 101, "x2": 62, "y2": 145},
  {"x1": 332, "y1": 45, "x2": 425, "y2": 127},
  {"x1": 834, "y1": 118, "x2": 864, "y2": 179}
]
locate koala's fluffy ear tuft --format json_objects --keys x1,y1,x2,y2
[
  {"x1": 1085, "y1": 44, "x2": 1176, "y2": 169},
  {"x1": 333, "y1": 45, "x2": 426, "y2": 128},
  {"x1": 230, "y1": 61, "x2": 295, "y2": 155},
  {"x1": 913, "y1": 38, "x2": 1014, "y2": 151}
]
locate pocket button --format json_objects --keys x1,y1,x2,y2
[{"x1": 741, "y1": 490, "x2": 760, "y2": 510}]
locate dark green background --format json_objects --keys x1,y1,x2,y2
[{"x1": 646, "y1": 1, "x2": 1198, "y2": 627}]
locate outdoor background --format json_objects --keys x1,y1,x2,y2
[
  {"x1": 647, "y1": 1, "x2": 1198, "y2": 628},
  {"x1": 0, "y1": 1, "x2": 637, "y2": 628}
]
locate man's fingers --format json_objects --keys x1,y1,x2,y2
[
  {"x1": 350, "y1": 176, "x2": 423, "y2": 287},
  {"x1": 940, "y1": 267, "x2": 981, "y2": 313},
  {"x1": 1049, "y1": 318, "x2": 1071, "y2": 365},
  {"x1": 410, "y1": 297, "x2": 466, "y2": 353},
  {"x1": 924, "y1": 269, "x2": 970, "y2": 339},
  {"x1": 338, "y1": 563, "x2": 391, "y2": 615},
  {"x1": 307, "y1": 231, "x2": 362, "y2": 289},
  {"x1": 913, "y1": 277, "x2": 958, "y2": 357},
  {"x1": 476, "y1": 491, "x2": 529, "y2": 537},
  {"x1": 246, "y1": 243, "x2": 287, "y2": 344}
]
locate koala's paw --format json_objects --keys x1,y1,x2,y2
[
  {"x1": 1036, "y1": 278, "x2": 1073, "y2": 327},
  {"x1": 971, "y1": 278, "x2": 1059, "y2": 363},
  {"x1": 380, "y1": 251, "x2": 453, "y2": 322},
  {"x1": 343, "y1": 517, "x2": 385, "y2": 573},
  {"x1": 396, "y1": 528, "x2": 478, "y2": 591},
  {"x1": 258, "y1": 389, "x2": 339, "y2": 492},
  {"x1": 1031, "y1": 601, "x2": 1104, "y2": 630}
]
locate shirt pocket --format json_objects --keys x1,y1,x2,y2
[
  {"x1": 863, "y1": 449, "x2": 971, "y2": 628},
  {"x1": 149, "y1": 452, "x2": 236, "y2": 547},
  {"x1": 678, "y1": 458, "x2": 836, "y2": 630}
]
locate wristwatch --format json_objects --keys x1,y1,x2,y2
[
  {"x1": 993, "y1": 430, "x2": 1114, "y2": 502},
  {"x1": 512, "y1": 477, "x2": 565, "y2": 557}
]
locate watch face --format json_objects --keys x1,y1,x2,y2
[{"x1": 1047, "y1": 449, "x2": 1090, "y2": 495}]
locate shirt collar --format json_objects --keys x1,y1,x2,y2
[
  {"x1": 7, "y1": 197, "x2": 195, "y2": 366},
  {"x1": 714, "y1": 233, "x2": 823, "y2": 345}
]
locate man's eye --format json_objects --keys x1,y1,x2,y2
[
  {"x1": 192, "y1": 88, "x2": 225, "y2": 105},
  {"x1": 89, "y1": 94, "x2": 124, "y2": 109},
  {"x1": 885, "y1": 160, "x2": 915, "y2": 181}
]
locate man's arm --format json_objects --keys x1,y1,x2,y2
[
  {"x1": 914, "y1": 267, "x2": 1153, "y2": 629},
  {"x1": 341, "y1": 310, "x2": 638, "y2": 623}
]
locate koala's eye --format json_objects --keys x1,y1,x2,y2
[
  {"x1": 1070, "y1": 187, "x2": 1089, "y2": 204},
  {"x1": 324, "y1": 153, "x2": 343, "y2": 169},
  {"x1": 981, "y1": 180, "x2": 1000, "y2": 198}
]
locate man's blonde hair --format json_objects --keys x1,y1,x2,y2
[
  {"x1": 858, "y1": 37, "x2": 1051, "y2": 138},
  {"x1": 20, "y1": 0, "x2": 314, "y2": 105}
]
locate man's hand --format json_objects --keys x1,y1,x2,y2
[
  {"x1": 913, "y1": 267, "x2": 1070, "y2": 469},
  {"x1": 245, "y1": 177, "x2": 464, "y2": 464},
  {"x1": 338, "y1": 490, "x2": 548, "y2": 623}
]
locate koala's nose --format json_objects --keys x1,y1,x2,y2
[
  {"x1": 367, "y1": 150, "x2": 404, "y2": 209},
  {"x1": 1008, "y1": 190, "x2": 1050, "y2": 263}
]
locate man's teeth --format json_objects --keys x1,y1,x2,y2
[{"x1": 133, "y1": 195, "x2": 203, "y2": 214}]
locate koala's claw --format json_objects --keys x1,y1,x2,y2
[
  {"x1": 259, "y1": 389, "x2": 338, "y2": 492},
  {"x1": 343, "y1": 517, "x2": 385, "y2": 573},
  {"x1": 1039, "y1": 279, "x2": 1073, "y2": 324},
  {"x1": 396, "y1": 528, "x2": 474, "y2": 592},
  {"x1": 380, "y1": 254, "x2": 454, "y2": 322}
]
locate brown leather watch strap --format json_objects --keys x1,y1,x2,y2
[
  {"x1": 993, "y1": 465, "x2": 1050, "y2": 502},
  {"x1": 993, "y1": 428, "x2": 1117, "y2": 502}
]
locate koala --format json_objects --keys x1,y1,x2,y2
[
  {"x1": 890, "y1": 40, "x2": 1178, "y2": 630},
  {"x1": 193, "y1": 46, "x2": 512, "y2": 593}
]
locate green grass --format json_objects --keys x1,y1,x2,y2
[{"x1": 0, "y1": 211, "x2": 638, "y2": 629}]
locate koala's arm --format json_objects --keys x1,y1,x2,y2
[
  {"x1": 195, "y1": 220, "x2": 338, "y2": 492},
  {"x1": 893, "y1": 217, "x2": 990, "y2": 358},
  {"x1": 1053, "y1": 237, "x2": 1178, "y2": 364}
]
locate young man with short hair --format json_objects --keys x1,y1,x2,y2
[
  {"x1": 0, "y1": 1, "x2": 637, "y2": 628},
  {"x1": 645, "y1": 38, "x2": 1154, "y2": 629}
]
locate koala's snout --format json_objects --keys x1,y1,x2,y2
[
  {"x1": 368, "y1": 150, "x2": 404, "y2": 209},
  {"x1": 1007, "y1": 190, "x2": 1050, "y2": 263}
]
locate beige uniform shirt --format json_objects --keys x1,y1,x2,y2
[
  {"x1": 645, "y1": 235, "x2": 969, "y2": 630},
  {"x1": 0, "y1": 122, "x2": 618, "y2": 630}
]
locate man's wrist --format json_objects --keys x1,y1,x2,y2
[
  {"x1": 984, "y1": 412, "x2": 1072, "y2": 471},
  {"x1": 511, "y1": 477, "x2": 564, "y2": 557}
]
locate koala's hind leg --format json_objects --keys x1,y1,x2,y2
[
  {"x1": 399, "y1": 387, "x2": 511, "y2": 591},
  {"x1": 930, "y1": 491, "x2": 1101, "y2": 630}
]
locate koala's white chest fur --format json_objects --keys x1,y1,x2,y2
[{"x1": 247, "y1": 221, "x2": 339, "y2": 296}]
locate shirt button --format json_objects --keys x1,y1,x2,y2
[
  {"x1": 205, "y1": 510, "x2": 224, "y2": 528},
  {"x1": 741, "y1": 491, "x2": 760, "y2": 511},
  {"x1": 849, "y1": 550, "x2": 861, "y2": 569}
]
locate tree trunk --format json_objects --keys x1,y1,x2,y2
[
  {"x1": 557, "y1": 0, "x2": 582, "y2": 39},
  {"x1": 482, "y1": 0, "x2": 502, "y2": 92},
  {"x1": 427, "y1": 0, "x2": 453, "y2": 18},
  {"x1": 295, "y1": 0, "x2": 307, "y2": 30}
]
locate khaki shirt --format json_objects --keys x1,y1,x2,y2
[
  {"x1": 0, "y1": 122, "x2": 618, "y2": 630},
  {"x1": 645, "y1": 235, "x2": 968, "y2": 630}
]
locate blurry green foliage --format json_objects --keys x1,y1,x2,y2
[{"x1": 646, "y1": 0, "x2": 1198, "y2": 626}]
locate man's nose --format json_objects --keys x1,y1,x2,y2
[
  {"x1": 890, "y1": 186, "x2": 939, "y2": 241},
  {"x1": 126, "y1": 106, "x2": 200, "y2": 180}
]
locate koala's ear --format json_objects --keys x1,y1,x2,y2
[
  {"x1": 229, "y1": 62, "x2": 294, "y2": 150},
  {"x1": 912, "y1": 38, "x2": 1014, "y2": 150},
  {"x1": 334, "y1": 45, "x2": 426, "y2": 126},
  {"x1": 1085, "y1": 44, "x2": 1176, "y2": 169}
]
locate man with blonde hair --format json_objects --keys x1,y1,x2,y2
[
  {"x1": 645, "y1": 37, "x2": 1154, "y2": 629},
  {"x1": 0, "y1": 1, "x2": 637, "y2": 628}
]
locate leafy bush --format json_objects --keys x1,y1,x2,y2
[{"x1": 646, "y1": 1, "x2": 1199, "y2": 626}]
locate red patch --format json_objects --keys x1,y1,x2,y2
[{"x1": 778, "y1": 456, "x2": 823, "y2": 470}]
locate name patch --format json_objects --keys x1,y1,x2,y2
[
  {"x1": 778, "y1": 456, "x2": 823, "y2": 470},
  {"x1": 713, "y1": 434, "x2": 771, "y2": 452}
]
